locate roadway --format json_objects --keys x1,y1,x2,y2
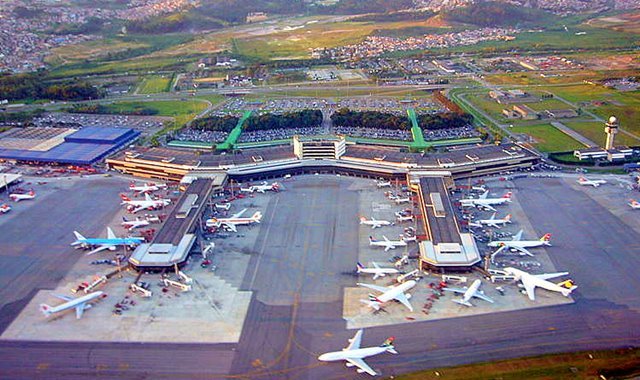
[{"x1": 1, "y1": 175, "x2": 640, "y2": 379}]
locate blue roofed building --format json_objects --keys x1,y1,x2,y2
[{"x1": 0, "y1": 126, "x2": 140, "y2": 165}]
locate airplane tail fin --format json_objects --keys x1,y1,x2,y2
[
  {"x1": 39, "y1": 304, "x2": 53, "y2": 316},
  {"x1": 359, "y1": 217, "x2": 368, "y2": 224},
  {"x1": 28, "y1": 190, "x2": 35, "y2": 196},
  {"x1": 122, "y1": 217, "x2": 128, "y2": 222},
  {"x1": 381, "y1": 337, "x2": 397, "y2": 354},
  {"x1": 560, "y1": 285, "x2": 577, "y2": 297},
  {"x1": 120, "y1": 194, "x2": 131, "y2": 202},
  {"x1": 356, "y1": 262, "x2": 365, "y2": 272},
  {"x1": 505, "y1": 214, "x2": 512, "y2": 222},
  {"x1": 252, "y1": 212, "x2": 263, "y2": 222},
  {"x1": 540, "y1": 233, "x2": 552, "y2": 242},
  {"x1": 503, "y1": 191, "x2": 512, "y2": 199},
  {"x1": 368, "y1": 236, "x2": 376, "y2": 243},
  {"x1": 73, "y1": 231, "x2": 85, "y2": 241},
  {"x1": 453, "y1": 299, "x2": 473, "y2": 307}
]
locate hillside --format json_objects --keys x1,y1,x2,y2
[{"x1": 443, "y1": 2, "x2": 559, "y2": 28}]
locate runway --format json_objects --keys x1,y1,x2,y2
[{"x1": 1, "y1": 175, "x2": 639, "y2": 379}]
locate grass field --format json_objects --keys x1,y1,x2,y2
[
  {"x1": 396, "y1": 348, "x2": 640, "y2": 380},
  {"x1": 104, "y1": 100, "x2": 208, "y2": 126},
  {"x1": 563, "y1": 121, "x2": 640, "y2": 147},
  {"x1": 510, "y1": 124, "x2": 584, "y2": 152},
  {"x1": 137, "y1": 75, "x2": 173, "y2": 94}
]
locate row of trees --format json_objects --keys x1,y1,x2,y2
[
  {"x1": 331, "y1": 108, "x2": 473, "y2": 131},
  {"x1": 0, "y1": 73, "x2": 101, "y2": 101},
  {"x1": 331, "y1": 108, "x2": 410, "y2": 130},
  {"x1": 244, "y1": 110, "x2": 322, "y2": 131},
  {"x1": 69, "y1": 104, "x2": 158, "y2": 116},
  {"x1": 190, "y1": 115, "x2": 240, "y2": 132}
]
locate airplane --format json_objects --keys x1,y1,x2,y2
[
  {"x1": 9, "y1": 190, "x2": 35, "y2": 202},
  {"x1": 356, "y1": 262, "x2": 400, "y2": 280},
  {"x1": 214, "y1": 203, "x2": 231, "y2": 211},
  {"x1": 71, "y1": 227, "x2": 145, "y2": 255},
  {"x1": 629, "y1": 200, "x2": 640, "y2": 209},
  {"x1": 359, "y1": 216, "x2": 392, "y2": 229},
  {"x1": 317, "y1": 329, "x2": 397, "y2": 377},
  {"x1": 252, "y1": 182, "x2": 280, "y2": 193},
  {"x1": 205, "y1": 208, "x2": 262, "y2": 231},
  {"x1": 376, "y1": 180, "x2": 392, "y2": 188},
  {"x1": 121, "y1": 216, "x2": 150, "y2": 231},
  {"x1": 577, "y1": 176, "x2": 607, "y2": 187},
  {"x1": 120, "y1": 193, "x2": 171, "y2": 213},
  {"x1": 488, "y1": 230, "x2": 551, "y2": 260},
  {"x1": 369, "y1": 235, "x2": 407, "y2": 252},
  {"x1": 460, "y1": 191, "x2": 512, "y2": 212},
  {"x1": 394, "y1": 197, "x2": 411, "y2": 205},
  {"x1": 240, "y1": 182, "x2": 279, "y2": 193},
  {"x1": 396, "y1": 215, "x2": 414, "y2": 223},
  {"x1": 443, "y1": 279, "x2": 494, "y2": 307},
  {"x1": 469, "y1": 213, "x2": 512, "y2": 229},
  {"x1": 0, "y1": 204, "x2": 11, "y2": 213},
  {"x1": 39, "y1": 291, "x2": 105, "y2": 319},
  {"x1": 358, "y1": 280, "x2": 416, "y2": 312},
  {"x1": 129, "y1": 182, "x2": 166, "y2": 193},
  {"x1": 504, "y1": 267, "x2": 577, "y2": 301}
]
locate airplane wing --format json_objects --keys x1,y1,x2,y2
[
  {"x1": 131, "y1": 205, "x2": 145, "y2": 213},
  {"x1": 86, "y1": 244, "x2": 113, "y2": 256},
  {"x1": 512, "y1": 229, "x2": 524, "y2": 241},
  {"x1": 479, "y1": 191, "x2": 489, "y2": 200},
  {"x1": 382, "y1": 235, "x2": 390, "y2": 242},
  {"x1": 511, "y1": 246, "x2": 534, "y2": 257},
  {"x1": 442, "y1": 287, "x2": 466, "y2": 294},
  {"x1": 76, "y1": 303, "x2": 87, "y2": 319},
  {"x1": 520, "y1": 277, "x2": 537, "y2": 301},
  {"x1": 346, "y1": 358, "x2": 377, "y2": 376},
  {"x1": 222, "y1": 222, "x2": 238, "y2": 232},
  {"x1": 357, "y1": 283, "x2": 390, "y2": 293},
  {"x1": 384, "y1": 244, "x2": 392, "y2": 252},
  {"x1": 534, "y1": 272, "x2": 569, "y2": 281},
  {"x1": 54, "y1": 294, "x2": 73, "y2": 302},
  {"x1": 231, "y1": 208, "x2": 247, "y2": 218},
  {"x1": 394, "y1": 292, "x2": 413, "y2": 312},
  {"x1": 487, "y1": 222, "x2": 499, "y2": 228},
  {"x1": 490, "y1": 245, "x2": 506, "y2": 261},
  {"x1": 482, "y1": 204, "x2": 497, "y2": 212},
  {"x1": 345, "y1": 329, "x2": 363, "y2": 351},
  {"x1": 474, "y1": 292, "x2": 494, "y2": 303},
  {"x1": 372, "y1": 262, "x2": 381, "y2": 269}
]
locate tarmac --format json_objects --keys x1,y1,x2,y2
[{"x1": 1, "y1": 174, "x2": 640, "y2": 379}]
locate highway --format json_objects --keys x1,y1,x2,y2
[{"x1": 1, "y1": 176, "x2": 640, "y2": 379}]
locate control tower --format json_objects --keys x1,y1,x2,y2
[{"x1": 604, "y1": 116, "x2": 619, "y2": 150}]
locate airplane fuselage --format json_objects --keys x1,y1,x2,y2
[{"x1": 318, "y1": 346, "x2": 388, "y2": 362}]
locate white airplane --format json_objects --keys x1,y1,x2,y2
[
  {"x1": 39, "y1": 291, "x2": 105, "y2": 319},
  {"x1": 504, "y1": 267, "x2": 577, "y2": 301},
  {"x1": 9, "y1": 190, "x2": 35, "y2": 202},
  {"x1": 577, "y1": 176, "x2": 607, "y2": 187},
  {"x1": 359, "y1": 216, "x2": 392, "y2": 229},
  {"x1": 120, "y1": 193, "x2": 171, "y2": 213},
  {"x1": 460, "y1": 191, "x2": 512, "y2": 212},
  {"x1": 488, "y1": 230, "x2": 551, "y2": 260},
  {"x1": 318, "y1": 329, "x2": 397, "y2": 377},
  {"x1": 394, "y1": 197, "x2": 411, "y2": 205},
  {"x1": 240, "y1": 182, "x2": 279, "y2": 193},
  {"x1": 469, "y1": 213, "x2": 512, "y2": 229},
  {"x1": 214, "y1": 203, "x2": 231, "y2": 211},
  {"x1": 121, "y1": 216, "x2": 150, "y2": 231},
  {"x1": 71, "y1": 227, "x2": 145, "y2": 255},
  {"x1": 369, "y1": 235, "x2": 407, "y2": 252},
  {"x1": 356, "y1": 262, "x2": 400, "y2": 280},
  {"x1": 0, "y1": 204, "x2": 11, "y2": 213},
  {"x1": 629, "y1": 200, "x2": 640, "y2": 209},
  {"x1": 129, "y1": 182, "x2": 166, "y2": 193},
  {"x1": 205, "y1": 208, "x2": 262, "y2": 231},
  {"x1": 358, "y1": 280, "x2": 416, "y2": 312},
  {"x1": 376, "y1": 180, "x2": 392, "y2": 188},
  {"x1": 443, "y1": 279, "x2": 494, "y2": 307}
]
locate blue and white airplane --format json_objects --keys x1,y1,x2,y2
[{"x1": 71, "y1": 227, "x2": 144, "y2": 255}]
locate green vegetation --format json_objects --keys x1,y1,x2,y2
[
  {"x1": 191, "y1": 115, "x2": 240, "y2": 132},
  {"x1": 245, "y1": 109, "x2": 322, "y2": 131},
  {"x1": 0, "y1": 72, "x2": 100, "y2": 101},
  {"x1": 396, "y1": 348, "x2": 640, "y2": 380},
  {"x1": 103, "y1": 100, "x2": 208, "y2": 126},
  {"x1": 444, "y1": 2, "x2": 559, "y2": 28},
  {"x1": 137, "y1": 75, "x2": 173, "y2": 94},
  {"x1": 563, "y1": 121, "x2": 640, "y2": 147},
  {"x1": 126, "y1": 12, "x2": 224, "y2": 34},
  {"x1": 510, "y1": 124, "x2": 584, "y2": 152}
]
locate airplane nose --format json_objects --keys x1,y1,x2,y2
[{"x1": 317, "y1": 353, "x2": 329, "y2": 361}]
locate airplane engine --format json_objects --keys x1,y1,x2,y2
[
  {"x1": 346, "y1": 363, "x2": 355, "y2": 367},
  {"x1": 406, "y1": 293, "x2": 412, "y2": 299},
  {"x1": 108, "y1": 246, "x2": 117, "y2": 251},
  {"x1": 357, "y1": 369, "x2": 365, "y2": 373}
]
